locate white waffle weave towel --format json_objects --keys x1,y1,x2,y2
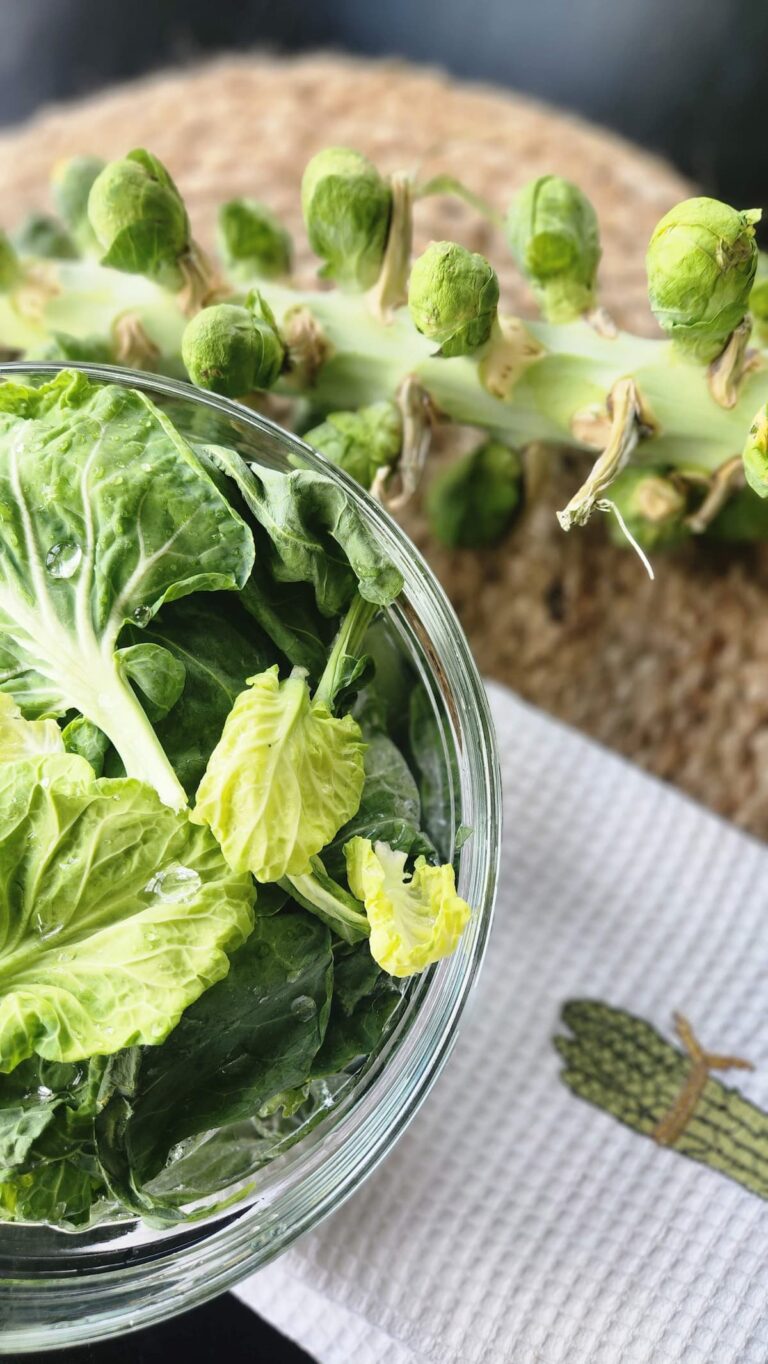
[{"x1": 235, "y1": 682, "x2": 768, "y2": 1364}]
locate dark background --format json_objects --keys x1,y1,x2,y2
[
  {"x1": 0, "y1": 0, "x2": 767, "y2": 208},
  {"x1": 3, "y1": 2, "x2": 766, "y2": 1357},
  {"x1": 20, "y1": 1297, "x2": 313, "y2": 1364}
]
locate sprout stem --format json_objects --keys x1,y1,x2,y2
[
  {"x1": 6, "y1": 258, "x2": 768, "y2": 489},
  {"x1": 415, "y1": 173, "x2": 505, "y2": 231},
  {"x1": 314, "y1": 593, "x2": 378, "y2": 711}
]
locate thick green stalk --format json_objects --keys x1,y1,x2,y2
[
  {"x1": 3, "y1": 259, "x2": 768, "y2": 476},
  {"x1": 269, "y1": 284, "x2": 768, "y2": 472}
]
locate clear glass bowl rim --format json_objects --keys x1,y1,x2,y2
[{"x1": 0, "y1": 362, "x2": 501, "y2": 1353}]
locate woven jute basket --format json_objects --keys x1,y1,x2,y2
[{"x1": 2, "y1": 53, "x2": 767, "y2": 834}]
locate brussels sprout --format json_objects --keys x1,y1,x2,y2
[
  {"x1": 181, "y1": 299, "x2": 284, "y2": 397},
  {"x1": 52, "y1": 155, "x2": 106, "y2": 252},
  {"x1": 606, "y1": 467, "x2": 689, "y2": 550},
  {"x1": 301, "y1": 147, "x2": 391, "y2": 290},
  {"x1": 88, "y1": 149, "x2": 190, "y2": 285},
  {"x1": 506, "y1": 175, "x2": 601, "y2": 321},
  {"x1": 706, "y1": 485, "x2": 768, "y2": 542},
  {"x1": 749, "y1": 251, "x2": 768, "y2": 344},
  {"x1": 646, "y1": 197, "x2": 760, "y2": 361},
  {"x1": 217, "y1": 197, "x2": 292, "y2": 281},
  {"x1": 742, "y1": 404, "x2": 768, "y2": 498},
  {"x1": 408, "y1": 241, "x2": 499, "y2": 357},
  {"x1": 304, "y1": 402, "x2": 402, "y2": 487},
  {"x1": 0, "y1": 231, "x2": 18, "y2": 291},
  {"x1": 426, "y1": 440, "x2": 523, "y2": 548},
  {"x1": 12, "y1": 212, "x2": 78, "y2": 260}
]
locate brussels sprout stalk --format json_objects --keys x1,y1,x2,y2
[
  {"x1": 10, "y1": 147, "x2": 768, "y2": 552},
  {"x1": 6, "y1": 256, "x2": 768, "y2": 482}
]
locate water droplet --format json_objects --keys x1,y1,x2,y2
[
  {"x1": 144, "y1": 864, "x2": 202, "y2": 903},
  {"x1": 290, "y1": 994, "x2": 317, "y2": 1022},
  {"x1": 36, "y1": 1085, "x2": 53, "y2": 1101},
  {"x1": 132, "y1": 604, "x2": 152, "y2": 626},
  {"x1": 45, "y1": 541, "x2": 82, "y2": 579}
]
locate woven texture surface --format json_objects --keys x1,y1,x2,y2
[
  {"x1": 237, "y1": 683, "x2": 768, "y2": 1363},
  {"x1": 1, "y1": 53, "x2": 766, "y2": 833}
]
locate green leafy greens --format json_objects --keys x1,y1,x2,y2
[
  {"x1": 0, "y1": 751, "x2": 254, "y2": 1071},
  {"x1": 0, "y1": 368, "x2": 472, "y2": 1230},
  {"x1": 0, "y1": 370, "x2": 253, "y2": 808}
]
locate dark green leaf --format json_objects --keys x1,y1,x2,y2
[
  {"x1": 120, "y1": 596, "x2": 275, "y2": 797},
  {"x1": 204, "y1": 444, "x2": 403, "y2": 614},
  {"x1": 409, "y1": 687, "x2": 457, "y2": 861},
  {"x1": 62, "y1": 716, "x2": 110, "y2": 776},
  {"x1": 239, "y1": 571, "x2": 331, "y2": 679},
  {"x1": 0, "y1": 1054, "x2": 117, "y2": 1227},
  {"x1": 117, "y1": 642, "x2": 186, "y2": 722},
  {"x1": 311, "y1": 943, "x2": 401, "y2": 1078},
  {"x1": 324, "y1": 730, "x2": 432, "y2": 879},
  {"x1": 124, "y1": 913, "x2": 334, "y2": 1182}
]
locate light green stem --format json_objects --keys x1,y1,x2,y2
[
  {"x1": 3, "y1": 259, "x2": 768, "y2": 478},
  {"x1": 87, "y1": 657, "x2": 187, "y2": 810},
  {"x1": 314, "y1": 593, "x2": 378, "y2": 711}
]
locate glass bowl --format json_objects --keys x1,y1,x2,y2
[{"x1": 0, "y1": 363, "x2": 501, "y2": 1354}]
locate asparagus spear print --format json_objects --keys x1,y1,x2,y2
[{"x1": 555, "y1": 1001, "x2": 768, "y2": 1199}]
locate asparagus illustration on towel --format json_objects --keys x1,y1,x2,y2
[{"x1": 555, "y1": 1001, "x2": 768, "y2": 1199}]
